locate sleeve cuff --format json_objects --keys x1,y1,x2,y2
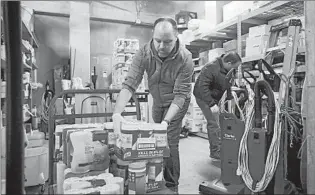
[{"x1": 122, "y1": 83, "x2": 135, "y2": 94}]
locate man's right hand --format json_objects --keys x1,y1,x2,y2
[
  {"x1": 112, "y1": 113, "x2": 125, "y2": 136},
  {"x1": 210, "y1": 104, "x2": 220, "y2": 113}
]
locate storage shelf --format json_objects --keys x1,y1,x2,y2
[
  {"x1": 242, "y1": 64, "x2": 306, "y2": 78},
  {"x1": 188, "y1": 1, "x2": 304, "y2": 48},
  {"x1": 1, "y1": 16, "x2": 39, "y2": 48},
  {"x1": 242, "y1": 46, "x2": 305, "y2": 63},
  {"x1": 1, "y1": 55, "x2": 36, "y2": 71}
]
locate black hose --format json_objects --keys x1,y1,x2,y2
[
  {"x1": 253, "y1": 79, "x2": 276, "y2": 194},
  {"x1": 253, "y1": 80, "x2": 276, "y2": 133},
  {"x1": 3, "y1": 2, "x2": 25, "y2": 194}
]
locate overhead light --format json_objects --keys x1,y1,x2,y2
[{"x1": 135, "y1": 18, "x2": 141, "y2": 24}]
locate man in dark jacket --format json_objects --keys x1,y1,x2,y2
[
  {"x1": 113, "y1": 17, "x2": 193, "y2": 193},
  {"x1": 193, "y1": 52, "x2": 242, "y2": 160}
]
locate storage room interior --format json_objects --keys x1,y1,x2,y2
[{"x1": 1, "y1": 1, "x2": 315, "y2": 195}]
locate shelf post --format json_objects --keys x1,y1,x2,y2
[
  {"x1": 3, "y1": 1, "x2": 25, "y2": 194},
  {"x1": 305, "y1": 1, "x2": 315, "y2": 194}
]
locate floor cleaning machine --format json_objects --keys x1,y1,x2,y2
[
  {"x1": 199, "y1": 68, "x2": 248, "y2": 194},
  {"x1": 199, "y1": 64, "x2": 281, "y2": 194}
]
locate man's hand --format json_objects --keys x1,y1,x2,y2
[
  {"x1": 210, "y1": 104, "x2": 220, "y2": 113},
  {"x1": 112, "y1": 113, "x2": 126, "y2": 136},
  {"x1": 161, "y1": 120, "x2": 169, "y2": 128}
]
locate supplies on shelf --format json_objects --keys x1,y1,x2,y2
[
  {"x1": 223, "y1": 34, "x2": 248, "y2": 57},
  {"x1": 208, "y1": 48, "x2": 225, "y2": 62},
  {"x1": 114, "y1": 38, "x2": 139, "y2": 54},
  {"x1": 245, "y1": 24, "x2": 271, "y2": 57},
  {"x1": 175, "y1": 10, "x2": 198, "y2": 29},
  {"x1": 183, "y1": 84, "x2": 207, "y2": 133},
  {"x1": 112, "y1": 38, "x2": 146, "y2": 92}
]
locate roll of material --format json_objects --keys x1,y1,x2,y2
[
  {"x1": 100, "y1": 184, "x2": 120, "y2": 194},
  {"x1": 57, "y1": 161, "x2": 66, "y2": 194},
  {"x1": 63, "y1": 178, "x2": 91, "y2": 192},
  {"x1": 105, "y1": 177, "x2": 124, "y2": 194},
  {"x1": 96, "y1": 173, "x2": 114, "y2": 180}
]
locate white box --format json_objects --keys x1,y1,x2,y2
[
  {"x1": 184, "y1": 118, "x2": 203, "y2": 133},
  {"x1": 248, "y1": 25, "x2": 271, "y2": 37},
  {"x1": 208, "y1": 48, "x2": 225, "y2": 62},
  {"x1": 186, "y1": 106, "x2": 204, "y2": 120},
  {"x1": 245, "y1": 35, "x2": 270, "y2": 56},
  {"x1": 202, "y1": 120, "x2": 207, "y2": 134}
]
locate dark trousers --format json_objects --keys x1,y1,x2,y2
[
  {"x1": 152, "y1": 98, "x2": 190, "y2": 190},
  {"x1": 195, "y1": 98, "x2": 221, "y2": 154}
]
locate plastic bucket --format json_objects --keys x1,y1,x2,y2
[{"x1": 128, "y1": 161, "x2": 147, "y2": 194}]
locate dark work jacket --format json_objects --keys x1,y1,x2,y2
[
  {"x1": 122, "y1": 39, "x2": 193, "y2": 109},
  {"x1": 193, "y1": 57, "x2": 229, "y2": 107}
]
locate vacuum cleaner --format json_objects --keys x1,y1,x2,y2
[
  {"x1": 199, "y1": 68, "x2": 248, "y2": 194},
  {"x1": 199, "y1": 63, "x2": 280, "y2": 195}
]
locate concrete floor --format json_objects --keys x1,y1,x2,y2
[{"x1": 178, "y1": 135, "x2": 221, "y2": 194}]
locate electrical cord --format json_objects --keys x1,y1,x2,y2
[{"x1": 237, "y1": 90, "x2": 281, "y2": 192}]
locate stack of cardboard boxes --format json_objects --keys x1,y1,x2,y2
[
  {"x1": 109, "y1": 121, "x2": 170, "y2": 193},
  {"x1": 182, "y1": 84, "x2": 208, "y2": 134},
  {"x1": 245, "y1": 25, "x2": 271, "y2": 57},
  {"x1": 223, "y1": 34, "x2": 248, "y2": 57}
]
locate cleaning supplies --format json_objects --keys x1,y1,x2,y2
[{"x1": 70, "y1": 130, "x2": 94, "y2": 173}]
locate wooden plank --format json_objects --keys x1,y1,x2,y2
[{"x1": 305, "y1": 1, "x2": 315, "y2": 194}]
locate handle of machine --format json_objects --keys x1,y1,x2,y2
[
  {"x1": 242, "y1": 69, "x2": 256, "y2": 90},
  {"x1": 253, "y1": 80, "x2": 276, "y2": 134},
  {"x1": 257, "y1": 59, "x2": 281, "y2": 92},
  {"x1": 225, "y1": 68, "x2": 236, "y2": 100}
]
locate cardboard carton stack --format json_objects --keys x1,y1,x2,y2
[
  {"x1": 223, "y1": 34, "x2": 248, "y2": 57},
  {"x1": 183, "y1": 83, "x2": 207, "y2": 133},
  {"x1": 245, "y1": 25, "x2": 271, "y2": 57},
  {"x1": 107, "y1": 121, "x2": 170, "y2": 193}
]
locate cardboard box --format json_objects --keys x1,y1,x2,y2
[
  {"x1": 175, "y1": 11, "x2": 198, "y2": 29},
  {"x1": 186, "y1": 106, "x2": 204, "y2": 120},
  {"x1": 223, "y1": 34, "x2": 248, "y2": 52},
  {"x1": 146, "y1": 158, "x2": 165, "y2": 193},
  {"x1": 199, "y1": 50, "x2": 209, "y2": 66},
  {"x1": 208, "y1": 48, "x2": 225, "y2": 62},
  {"x1": 202, "y1": 120, "x2": 208, "y2": 134},
  {"x1": 184, "y1": 118, "x2": 203, "y2": 133},
  {"x1": 115, "y1": 122, "x2": 170, "y2": 161},
  {"x1": 245, "y1": 35, "x2": 270, "y2": 57},
  {"x1": 248, "y1": 24, "x2": 271, "y2": 37}
]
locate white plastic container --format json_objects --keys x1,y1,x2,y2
[
  {"x1": 24, "y1": 147, "x2": 48, "y2": 187},
  {"x1": 1, "y1": 179, "x2": 5, "y2": 194}
]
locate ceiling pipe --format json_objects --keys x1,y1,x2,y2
[{"x1": 34, "y1": 11, "x2": 153, "y2": 28}]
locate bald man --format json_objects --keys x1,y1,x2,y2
[{"x1": 113, "y1": 18, "x2": 193, "y2": 193}]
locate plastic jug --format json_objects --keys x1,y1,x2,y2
[{"x1": 70, "y1": 131, "x2": 94, "y2": 173}]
